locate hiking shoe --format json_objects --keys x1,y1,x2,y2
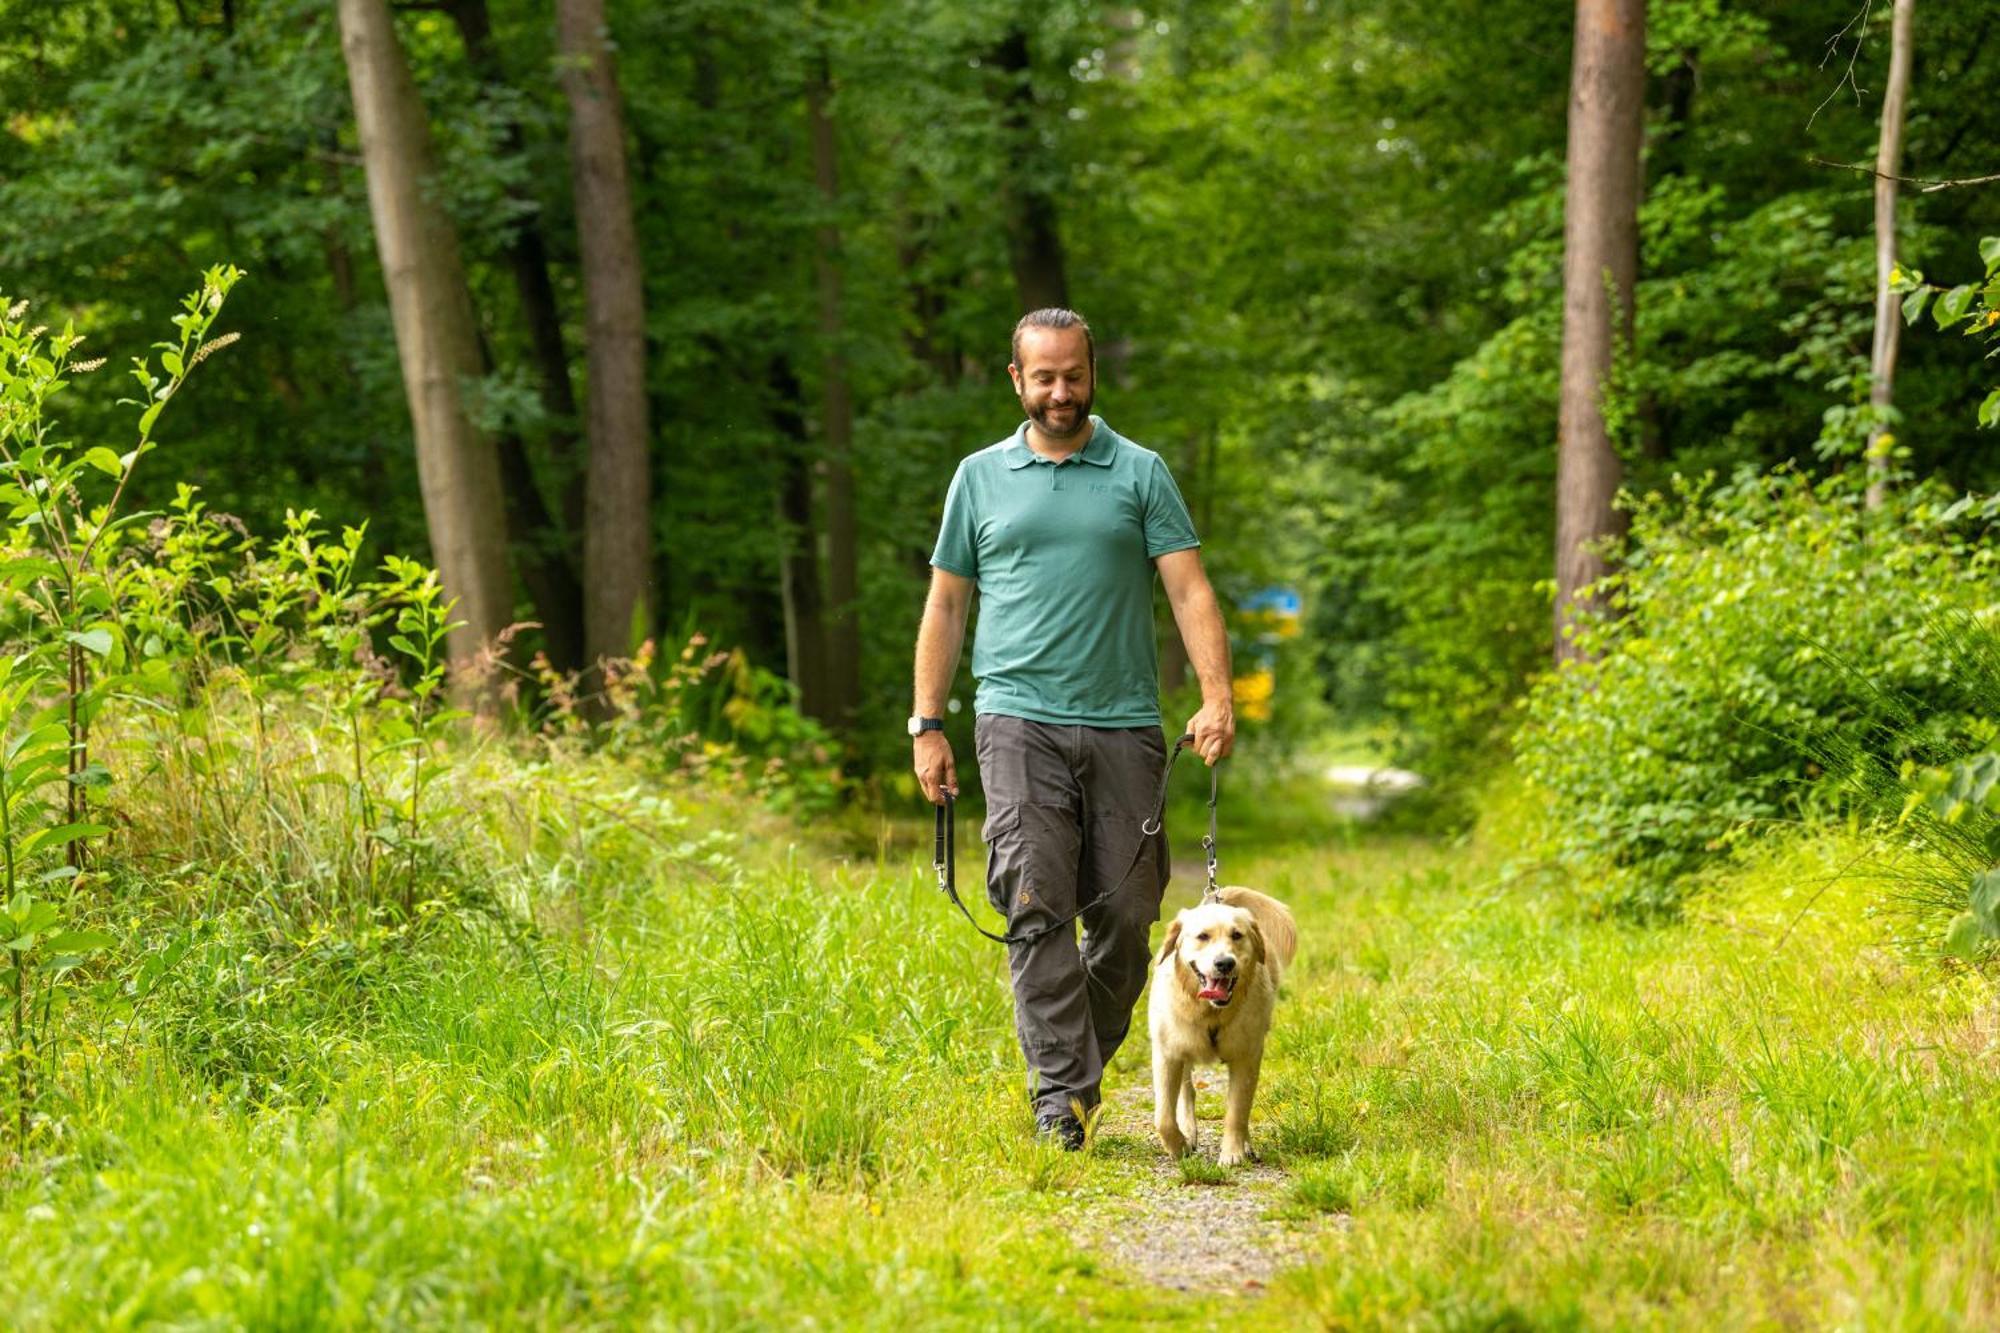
[{"x1": 1035, "y1": 1112, "x2": 1086, "y2": 1151}]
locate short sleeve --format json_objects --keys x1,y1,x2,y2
[
  {"x1": 930, "y1": 461, "x2": 979, "y2": 577},
  {"x1": 1142, "y1": 453, "x2": 1200, "y2": 558}
]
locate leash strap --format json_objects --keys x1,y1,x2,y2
[{"x1": 932, "y1": 732, "x2": 1219, "y2": 946}]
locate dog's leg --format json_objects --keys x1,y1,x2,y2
[
  {"x1": 1217, "y1": 1046, "x2": 1263, "y2": 1166},
  {"x1": 1175, "y1": 1065, "x2": 1197, "y2": 1147},
  {"x1": 1153, "y1": 1052, "x2": 1191, "y2": 1157}
]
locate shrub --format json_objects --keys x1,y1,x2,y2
[{"x1": 1516, "y1": 467, "x2": 2000, "y2": 902}]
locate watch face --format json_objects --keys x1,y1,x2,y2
[{"x1": 907, "y1": 717, "x2": 922, "y2": 737}]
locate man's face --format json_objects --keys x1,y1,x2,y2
[{"x1": 1008, "y1": 326, "x2": 1094, "y2": 441}]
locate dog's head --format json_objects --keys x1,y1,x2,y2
[{"x1": 1156, "y1": 901, "x2": 1265, "y2": 1009}]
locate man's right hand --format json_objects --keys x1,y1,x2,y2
[{"x1": 914, "y1": 731, "x2": 958, "y2": 805}]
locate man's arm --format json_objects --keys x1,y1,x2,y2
[
  {"x1": 1156, "y1": 548, "x2": 1234, "y2": 765},
  {"x1": 913, "y1": 566, "x2": 974, "y2": 803}
]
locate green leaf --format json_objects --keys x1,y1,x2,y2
[
  {"x1": 1946, "y1": 911, "x2": 1987, "y2": 962},
  {"x1": 1901, "y1": 285, "x2": 1933, "y2": 326},
  {"x1": 1970, "y1": 867, "x2": 2000, "y2": 933},
  {"x1": 1936, "y1": 284, "x2": 1979, "y2": 329},
  {"x1": 1982, "y1": 236, "x2": 2000, "y2": 275},
  {"x1": 67, "y1": 764, "x2": 112, "y2": 790},
  {"x1": 160, "y1": 349, "x2": 183, "y2": 378},
  {"x1": 44, "y1": 929, "x2": 113, "y2": 955},
  {"x1": 82, "y1": 446, "x2": 124, "y2": 478},
  {"x1": 138, "y1": 400, "x2": 164, "y2": 437},
  {"x1": 18, "y1": 822, "x2": 109, "y2": 859},
  {"x1": 1980, "y1": 389, "x2": 2000, "y2": 431},
  {"x1": 65, "y1": 628, "x2": 112, "y2": 657}
]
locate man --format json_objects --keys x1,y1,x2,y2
[{"x1": 911, "y1": 307, "x2": 1234, "y2": 1150}]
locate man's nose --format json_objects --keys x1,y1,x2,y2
[{"x1": 1050, "y1": 384, "x2": 1071, "y2": 403}]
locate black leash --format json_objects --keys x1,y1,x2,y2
[{"x1": 932, "y1": 731, "x2": 1222, "y2": 947}]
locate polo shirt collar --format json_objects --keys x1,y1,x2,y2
[{"x1": 1003, "y1": 417, "x2": 1118, "y2": 469}]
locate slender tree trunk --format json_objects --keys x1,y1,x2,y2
[
  {"x1": 991, "y1": 29, "x2": 1071, "y2": 313},
  {"x1": 338, "y1": 0, "x2": 514, "y2": 679},
  {"x1": 808, "y1": 53, "x2": 862, "y2": 730},
  {"x1": 558, "y1": 0, "x2": 654, "y2": 679},
  {"x1": 1867, "y1": 0, "x2": 1916, "y2": 512},
  {"x1": 448, "y1": 0, "x2": 590, "y2": 644},
  {"x1": 769, "y1": 358, "x2": 831, "y2": 721},
  {"x1": 1554, "y1": 0, "x2": 1645, "y2": 666}
]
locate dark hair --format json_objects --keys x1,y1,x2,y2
[{"x1": 1011, "y1": 308, "x2": 1095, "y2": 367}]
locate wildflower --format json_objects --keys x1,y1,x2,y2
[{"x1": 191, "y1": 331, "x2": 240, "y2": 366}]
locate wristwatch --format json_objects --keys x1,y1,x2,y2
[{"x1": 907, "y1": 715, "x2": 944, "y2": 737}]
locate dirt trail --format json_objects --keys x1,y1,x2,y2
[{"x1": 1073, "y1": 1073, "x2": 1344, "y2": 1297}]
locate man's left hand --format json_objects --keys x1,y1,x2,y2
[{"x1": 1183, "y1": 700, "x2": 1235, "y2": 766}]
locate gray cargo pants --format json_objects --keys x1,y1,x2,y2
[{"x1": 975, "y1": 713, "x2": 1171, "y2": 1120}]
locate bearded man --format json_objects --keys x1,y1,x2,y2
[{"x1": 910, "y1": 307, "x2": 1234, "y2": 1149}]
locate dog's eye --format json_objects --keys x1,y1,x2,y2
[
  {"x1": 1195, "y1": 932, "x2": 1209, "y2": 942},
  {"x1": 1230, "y1": 930, "x2": 1243, "y2": 941}
]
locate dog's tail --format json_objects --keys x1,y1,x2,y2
[{"x1": 1215, "y1": 886, "x2": 1298, "y2": 986}]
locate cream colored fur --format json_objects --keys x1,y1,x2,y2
[{"x1": 1147, "y1": 886, "x2": 1298, "y2": 1165}]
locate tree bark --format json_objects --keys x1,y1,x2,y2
[
  {"x1": 808, "y1": 53, "x2": 862, "y2": 730},
  {"x1": 557, "y1": 0, "x2": 654, "y2": 679},
  {"x1": 447, "y1": 0, "x2": 590, "y2": 566},
  {"x1": 1554, "y1": 0, "x2": 1645, "y2": 666},
  {"x1": 991, "y1": 29, "x2": 1071, "y2": 313},
  {"x1": 1867, "y1": 0, "x2": 1916, "y2": 512},
  {"x1": 337, "y1": 0, "x2": 514, "y2": 679}
]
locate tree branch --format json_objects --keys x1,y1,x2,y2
[{"x1": 1810, "y1": 156, "x2": 2000, "y2": 193}]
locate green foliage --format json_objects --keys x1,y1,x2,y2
[
  {"x1": 1516, "y1": 468, "x2": 1998, "y2": 904},
  {"x1": 1894, "y1": 235, "x2": 2000, "y2": 430}
]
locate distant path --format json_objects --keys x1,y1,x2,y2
[{"x1": 1324, "y1": 764, "x2": 1423, "y2": 819}]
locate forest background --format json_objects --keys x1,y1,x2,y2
[{"x1": 14, "y1": 0, "x2": 1996, "y2": 789}]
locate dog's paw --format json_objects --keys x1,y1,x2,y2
[
  {"x1": 1156, "y1": 1127, "x2": 1190, "y2": 1158},
  {"x1": 1217, "y1": 1140, "x2": 1249, "y2": 1167}
]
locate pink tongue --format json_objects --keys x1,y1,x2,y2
[{"x1": 1198, "y1": 981, "x2": 1228, "y2": 1001}]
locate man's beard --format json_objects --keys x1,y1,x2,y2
[{"x1": 1026, "y1": 390, "x2": 1094, "y2": 440}]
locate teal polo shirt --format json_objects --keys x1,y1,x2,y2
[{"x1": 930, "y1": 416, "x2": 1201, "y2": 727}]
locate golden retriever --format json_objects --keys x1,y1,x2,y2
[{"x1": 1148, "y1": 886, "x2": 1298, "y2": 1165}]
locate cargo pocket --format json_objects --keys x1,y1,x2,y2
[{"x1": 981, "y1": 804, "x2": 1023, "y2": 916}]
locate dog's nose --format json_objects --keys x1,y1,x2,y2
[{"x1": 1213, "y1": 955, "x2": 1236, "y2": 976}]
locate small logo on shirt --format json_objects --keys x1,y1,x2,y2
[{"x1": 1089, "y1": 483, "x2": 1111, "y2": 493}]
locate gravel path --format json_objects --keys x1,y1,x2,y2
[{"x1": 1072, "y1": 1072, "x2": 1346, "y2": 1297}]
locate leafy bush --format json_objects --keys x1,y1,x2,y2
[
  {"x1": 1516, "y1": 467, "x2": 2000, "y2": 902},
  {"x1": 0, "y1": 277, "x2": 842, "y2": 1146}
]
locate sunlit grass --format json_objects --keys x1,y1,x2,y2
[{"x1": 3, "y1": 729, "x2": 2000, "y2": 1325}]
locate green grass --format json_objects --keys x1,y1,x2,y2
[{"x1": 5, "y1": 740, "x2": 2000, "y2": 1326}]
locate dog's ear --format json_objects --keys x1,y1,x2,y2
[
  {"x1": 1244, "y1": 919, "x2": 1266, "y2": 968},
  {"x1": 1154, "y1": 917, "x2": 1183, "y2": 968}
]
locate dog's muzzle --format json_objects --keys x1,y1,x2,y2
[{"x1": 1192, "y1": 960, "x2": 1237, "y2": 1007}]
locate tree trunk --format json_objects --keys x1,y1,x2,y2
[
  {"x1": 769, "y1": 357, "x2": 831, "y2": 721},
  {"x1": 337, "y1": 0, "x2": 514, "y2": 679},
  {"x1": 557, "y1": 0, "x2": 654, "y2": 679},
  {"x1": 991, "y1": 29, "x2": 1071, "y2": 313},
  {"x1": 448, "y1": 0, "x2": 590, "y2": 622},
  {"x1": 1554, "y1": 0, "x2": 1645, "y2": 666},
  {"x1": 1867, "y1": 0, "x2": 1916, "y2": 512},
  {"x1": 808, "y1": 53, "x2": 862, "y2": 730}
]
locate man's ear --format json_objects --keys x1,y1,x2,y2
[{"x1": 1154, "y1": 917, "x2": 1183, "y2": 968}]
